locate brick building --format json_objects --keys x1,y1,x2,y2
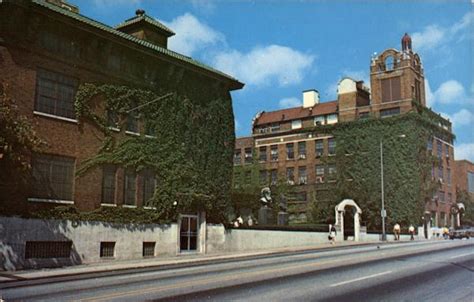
[
  {"x1": 234, "y1": 34, "x2": 456, "y2": 227},
  {"x1": 454, "y1": 160, "x2": 474, "y2": 197},
  {"x1": 0, "y1": 0, "x2": 242, "y2": 214}
]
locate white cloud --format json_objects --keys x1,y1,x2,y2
[
  {"x1": 234, "y1": 119, "x2": 240, "y2": 131},
  {"x1": 455, "y1": 143, "x2": 474, "y2": 162},
  {"x1": 412, "y1": 25, "x2": 445, "y2": 52},
  {"x1": 213, "y1": 45, "x2": 315, "y2": 87},
  {"x1": 279, "y1": 97, "x2": 301, "y2": 109},
  {"x1": 425, "y1": 79, "x2": 470, "y2": 106},
  {"x1": 452, "y1": 109, "x2": 474, "y2": 126},
  {"x1": 164, "y1": 13, "x2": 224, "y2": 56}
]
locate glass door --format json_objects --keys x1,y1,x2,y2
[{"x1": 180, "y1": 215, "x2": 198, "y2": 252}]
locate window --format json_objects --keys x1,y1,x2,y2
[
  {"x1": 144, "y1": 122, "x2": 156, "y2": 136},
  {"x1": 436, "y1": 140, "x2": 442, "y2": 159},
  {"x1": 468, "y1": 172, "x2": 474, "y2": 193},
  {"x1": 380, "y1": 107, "x2": 400, "y2": 118},
  {"x1": 25, "y1": 241, "x2": 72, "y2": 259},
  {"x1": 328, "y1": 164, "x2": 337, "y2": 180},
  {"x1": 326, "y1": 114, "x2": 338, "y2": 125},
  {"x1": 102, "y1": 165, "x2": 116, "y2": 204},
  {"x1": 244, "y1": 171, "x2": 251, "y2": 184},
  {"x1": 234, "y1": 149, "x2": 241, "y2": 165},
  {"x1": 142, "y1": 169, "x2": 156, "y2": 206},
  {"x1": 270, "y1": 169, "x2": 278, "y2": 185},
  {"x1": 286, "y1": 143, "x2": 295, "y2": 160},
  {"x1": 439, "y1": 191, "x2": 445, "y2": 203},
  {"x1": 328, "y1": 138, "x2": 336, "y2": 155},
  {"x1": 244, "y1": 148, "x2": 253, "y2": 164},
  {"x1": 439, "y1": 212, "x2": 446, "y2": 227},
  {"x1": 142, "y1": 242, "x2": 156, "y2": 257},
  {"x1": 291, "y1": 120, "x2": 302, "y2": 129},
  {"x1": 35, "y1": 69, "x2": 77, "y2": 119},
  {"x1": 286, "y1": 167, "x2": 295, "y2": 185},
  {"x1": 381, "y1": 77, "x2": 401, "y2": 102},
  {"x1": 385, "y1": 55, "x2": 394, "y2": 70},
  {"x1": 315, "y1": 165, "x2": 325, "y2": 183},
  {"x1": 427, "y1": 138, "x2": 433, "y2": 152},
  {"x1": 31, "y1": 154, "x2": 75, "y2": 201},
  {"x1": 259, "y1": 146, "x2": 267, "y2": 162},
  {"x1": 298, "y1": 166, "x2": 307, "y2": 185},
  {"x1": 100, "y1": 242, "x2": 115, "y2": 258},
  {"x1": 438, "y1": 163, "x2": 443, "y2": 180},
  {"x1": 359, "y1": 112, "x2": 370, "y2": 119},
  {"x1": 444, "y1": 145, "x2": 450, "y2": 158},
  {"x1": 270, "y1": 123, "x2": 280, "y2": 132},
  {"x1": 314, "y1": 116, "x2": 325, "y2": 126},
  {"x1": 270, "y1": 145, "x2": 278, "y2": 161},
  {"x1": 447, "y1": 169, "x2": 451, "y2": 185},
  {"x1": 259, "y1": 170, "x2": 268, "y2": 185},
  {"x1": 123, "y1": 169, "x2": 137, "y2": 206},
  {"x1": 107, "y1": 110, "x2": 119, "y2": 129},
  {"x1": 298, "y1": 141, "x2": 306, "y2": 159},
  {"x1": 431, "y1": 211, "x2": 438, "y2": 227},
  {"x1": 447, "y1": 193, "x2": 452, "y2": 203},
  {"x1": 315, "y1": 140, "x2": 324, "y2": 157},
  {"x1": 126, "y1": 113, "x2": 139, "y2": 134}
]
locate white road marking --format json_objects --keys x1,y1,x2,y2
[
  {"x1": 330, "y1": 271, "x2": 393, "y2": 287},
  {"x1": 450, "y1": 252, "x2": 474, "y2": 259}
]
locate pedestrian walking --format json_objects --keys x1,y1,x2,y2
[
  {"x1": 409, "y1": 225, "x2": 415, "y2": 240},
  {"x1": 328, "y1": 224, "x2": 337, "y2": 245},
  {"x1": 393, "y1": 223, "x2": 401, "y2": 241}
]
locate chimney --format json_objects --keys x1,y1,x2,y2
[{"x1": 303, "y1": 89, "x2": 319, "y2": 108}]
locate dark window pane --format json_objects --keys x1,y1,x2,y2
[
  {"x1": 31, "y1": 154, "x2": 75, "y2": 200},
  {"x1": 123, "y1": 170, "x2": 136, "y2": 205}
]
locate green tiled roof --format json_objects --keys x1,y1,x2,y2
[
  {"x1": 30, "y1": 0, "x2": 243, "y2": 87},
  {"x1": 115, "y1": 14, "x2": 175, "y2": 37}
]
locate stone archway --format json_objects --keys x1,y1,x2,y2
[{"x1": 335, "y1": 199, "x2": 362, "y2": 241}]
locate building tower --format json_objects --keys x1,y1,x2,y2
[{"x1": 370, "y1": 33, "x2": 426, "y2": 117}]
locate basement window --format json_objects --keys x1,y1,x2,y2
[
  {"x1": 142, "y1": 242, "x2": 156, "y2": 257},
  {"x1": 25, "y1": 241, "x2": 72, "y2": 259},
  {"x1": 100, "y1": 242, "x2": 115, "y2": 258}
]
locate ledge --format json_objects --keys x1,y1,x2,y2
[
  {"x1": 28, "y1": 198, "x2": 74, "y2": 205},
  {"x1": 33, "y1": 111, "x2": 78, "y2": 124},
  {"x1": 125, "y1": 131, "x2": 140, "y2": 136},
  {"x1": 101, "y1": 203, "x2": 117, "y2": 207}
]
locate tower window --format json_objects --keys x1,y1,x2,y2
[
  {"x1": 381, "y1": 77, "x2": 401, "y2": 102},
  {"x1": 385, "y1": 56, "x2": 394, "y2": 70}
]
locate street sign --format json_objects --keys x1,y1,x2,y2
[{"x1": 381, "y1": 209, "x2": 387, "y2": 217}]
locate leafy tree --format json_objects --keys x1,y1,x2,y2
[
  {"x1": 457, "y1": 188, "x2": 474, "y2": 226},
  {"x1": 0, "y1": 82, "x2": 44, "y2": 214}
]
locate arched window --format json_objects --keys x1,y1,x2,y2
[{"x1": 385, "y1": 56, "x2": 394, "y2": 70}]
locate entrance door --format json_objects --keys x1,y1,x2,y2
[
  {"x1": 343, "y1": 209, "x2": 355, "y2": 240},
  {"x1": 180, "y1": 215, "x2": 198, "y2": 252}
]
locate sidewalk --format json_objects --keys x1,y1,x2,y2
[{"x1": 0, "y1": 240, "x2": 385, "y2": 286}]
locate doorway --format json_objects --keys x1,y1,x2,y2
[
  {"x1": 343, "y1": 207, "x2": 355, "y2": 240},
  {"x1": 180, "y1": 215, "x2": 198, "y2": 252}
]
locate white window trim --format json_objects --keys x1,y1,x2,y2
[
  {"x1": 101, "y1": 203, "x2": 117, "y2": 207},
  {"x1": 144, "y1": 206, "x2": 157, "y2": 210},
  {"x1": 145, "y1": 134, "x2": 156, "y2": 139},
  {"x1": 122, "y1": 204, "x2": 137, "y2": 208},
  {"x1": 108, "y1": 127, "x2": 120, "y2": 132},
  {"x1": 28, "y1": 198, "x2": 74, "y2": 205},
  {"x1": 33, "y1": 111, "x2": 78, "y2": 124},
  {"x1": 125, "y1": 130, "x2": 140, "y2": 136}
]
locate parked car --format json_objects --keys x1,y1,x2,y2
[{"x1": 449, "y1": 229, "x2": 470, "y2": 240}]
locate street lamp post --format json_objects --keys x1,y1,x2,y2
[
  {"x1": 380, "y1": 134, "x2": 405, "y2": 241},
  {"x1": 380, "y1": 140, "x2": 386, "y2": 241}
]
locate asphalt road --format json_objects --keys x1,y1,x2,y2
[{"x1": 1, "y1": 240, "x2": 473, "y2": 302}]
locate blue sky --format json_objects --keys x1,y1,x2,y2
[{"x1": 73, "y1": 0, "x2": 473, "y2": 161}]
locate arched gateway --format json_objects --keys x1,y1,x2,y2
[{"x1": 335, "y1": 199, "x2": 362, "y2": 241}]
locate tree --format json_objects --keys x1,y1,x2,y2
[
  {"x1": 0, "y1": 82, "x2": 43, "y2": 214},
  {"x1": 457, "y1": 188, "x2": 474, "y2": 226}
]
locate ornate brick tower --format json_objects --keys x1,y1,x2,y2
[{"x1": 370, "y1": 33, "x2": 426, "y2": 116}]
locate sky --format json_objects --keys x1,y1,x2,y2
[{"x1": 72, "y1": 0, "x2": 473, "y2": 161}]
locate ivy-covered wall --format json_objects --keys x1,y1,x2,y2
[
  {"x1": 309, "y1": 109, "x2": 453, "y2": 230},
  {"x1": 73, "y1": 82, "x2": 235, "y2": 223}
]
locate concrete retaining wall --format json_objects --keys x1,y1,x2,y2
[{"x1": 0, "y1": 216, "x2": 177, "y2": 270}]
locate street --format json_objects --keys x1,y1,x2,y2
[{"x1": 1, "y1": 240, "x2": 473, "y2": 301}]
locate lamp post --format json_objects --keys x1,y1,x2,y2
[{"x1": 380, "y1": 134, "x2": 405, "y2": 241}]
